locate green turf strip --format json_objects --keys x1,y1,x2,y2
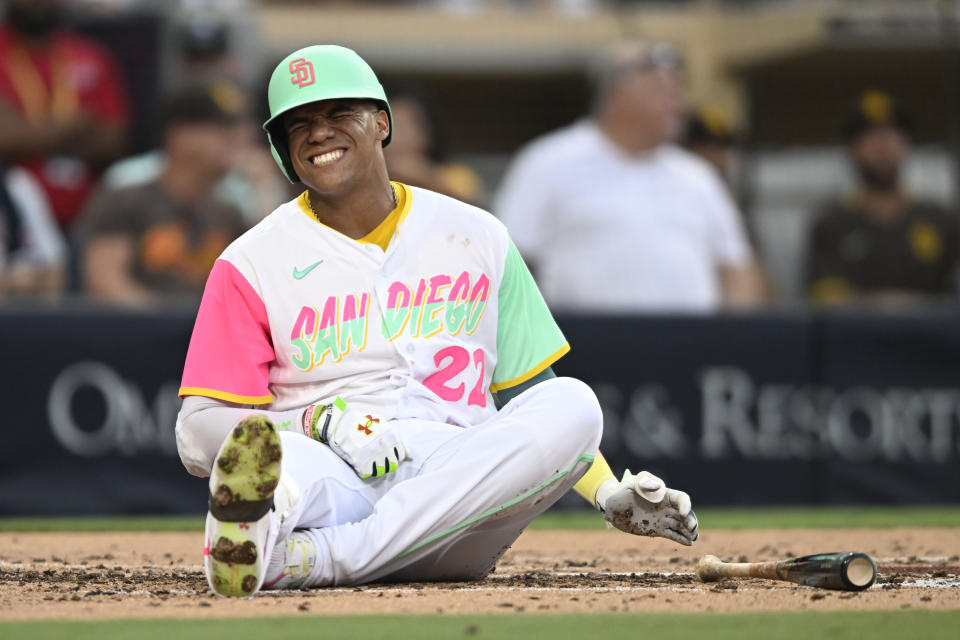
[
  {"x1": 1, "y1": 506, "x2": 959, "y2": 532},
  {"x1": 529, "y1": 506, "x2": 960, "y2": 531},
  {"x1": 0, "y1": 515, "x2": 206, "y2": 532},
  {"x1": 1, "y1": 611, "x2": 959, "y2": 640}
]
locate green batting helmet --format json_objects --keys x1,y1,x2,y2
[{"x1": 263, "y1": 45, "x2": 392, "y2": 183}]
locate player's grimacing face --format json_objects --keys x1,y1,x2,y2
[{"x1": 283, "y1": 99, "x2": 390, "y2": 191}]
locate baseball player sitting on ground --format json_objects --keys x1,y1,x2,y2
[{"x1": 174, "y1": 45, "x2": 699, "y2": 597}]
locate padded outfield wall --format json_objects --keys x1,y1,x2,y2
[{"x1": 1, "y1": 306, "x2": 958, "y2": 515}]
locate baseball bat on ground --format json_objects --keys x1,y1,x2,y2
[{"x1": 695, "y1": 552, "x2": 877, "y2": 591}]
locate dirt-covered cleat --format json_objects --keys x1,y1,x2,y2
[{"x1": 203, "y1": 414, "x2": 282, "y2": 597}]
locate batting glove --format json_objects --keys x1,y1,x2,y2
[
  {"x1": 596, "y1": 469, "x2": 699, "y2": 546},
  {"x1": 301, "y1": 398, "x2": 408, "y2": 479}
]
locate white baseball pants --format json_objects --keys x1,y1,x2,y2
[{"x1": 266, "y1": 376, "x2": 602, "y2": 586}]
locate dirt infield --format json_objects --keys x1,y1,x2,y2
[{"x1": 1, "y1": 527, "x2": 957, "y2": 620}]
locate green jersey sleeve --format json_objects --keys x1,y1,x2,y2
[{"x1": 491, "y1": 239, "x2": 570, "y2": 392}]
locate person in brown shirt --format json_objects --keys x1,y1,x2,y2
[
  {"x1": 78, "y1": 84, "x2": 247, "y2": 303},
  {"x1": 805, "y1": 91, "x2": 959, "y2": 305}
]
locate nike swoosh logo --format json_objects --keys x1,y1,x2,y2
[{"x1": 293, "y1": 260, "x2": 324, "y2": 280}]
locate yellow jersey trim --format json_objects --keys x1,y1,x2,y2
[
  {"x1": 489, "y1": 343, "x2": 571, "y2": 393},
  {"x1": 296, "y1": 190, "x2": 315, "y2": 223},
  {"x1": 394, "y1": 181, "x2": 413, "y2": 227},
  {"x1": 359, "y1": 182, "x2": 411, "y2": 250},
  {"x1": 178, "y1": 386, "x2": 274, "y2": 405},
  {"x1": 296, "y1": 182, "x2": 412, "y2": 251}
]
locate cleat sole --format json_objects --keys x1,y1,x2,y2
[{"x1": 204, "y1": 415, "x2": 281, "y2": 597}]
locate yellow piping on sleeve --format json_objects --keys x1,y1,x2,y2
[
  {"x1": 489, "y1": 343, "x2": 570, "y2": 393},
  {"x1": 178, "y1": 386, "x2": 274, "y2": 405}
]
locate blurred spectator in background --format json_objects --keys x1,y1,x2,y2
[
  {"x1": 101, "y1": 79, "x2": 287, "y2": 225},
  {"x1": 805, "y1": 91, "x2": 959, "y2": 306},
  {"x1": 384, "y1": 92, "x2": 484, "y2": 205},
  {"x1": 176, "y1": 17, "x2": 239, "y2": 83},
  {"x1": 683, "y1": 104, "x2": 737, "y2": 187},
  {"x1": 495, "y1": 41, "x2": 765, "y2": 312},
  {"x1": 76, "y1": 85, "x2": 247, "y2": 304},
  {"x1": 441, "y1": 0, "x2": 599, "y2": 15},
  {"x1": 0, "y1": 162, "x2": 65, "y2": 297},
  {"x1": 0, "y1": 0, "x2": 129, "y2": 230}
]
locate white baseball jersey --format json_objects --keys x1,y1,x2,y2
[{"x1": 179, "y1": 182, "x2": 568, "y2": 428}]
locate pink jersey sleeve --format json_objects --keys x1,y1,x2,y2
[{"x1": 179, "y1": 259, "x2": 276, "y2": 404}]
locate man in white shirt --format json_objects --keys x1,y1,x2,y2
[{"x1": 495, "y1": 41, "x2": 765, "y2": 312}]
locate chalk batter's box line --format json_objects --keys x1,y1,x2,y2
[
  {"x1": 2, "y1": 562, "x2": 956, "y2": 592},
  {"x1": 6, "y1": 583, "x2": 958, "y2": 597},
  {"x1": 2, "y1": 556, "x2": 953, "y2": 572}
]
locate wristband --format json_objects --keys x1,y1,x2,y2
[
  {"x1": 301, "y1": 404, "x2": 326, "y2": 441},
  {"x1": 300, "y1": 397, "x2": 347, "y2": 443}
]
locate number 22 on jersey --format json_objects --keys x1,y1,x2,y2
[{"x1": 422, "y1": 346, "x2": 486, "y2": 407}]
